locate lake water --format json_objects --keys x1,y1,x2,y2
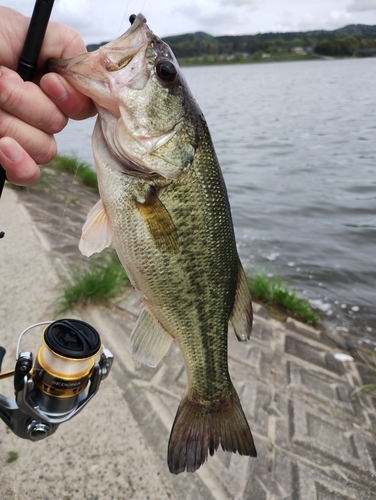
[{"x1": 55, "y1": 58, "x2": 376, "y2": 345}]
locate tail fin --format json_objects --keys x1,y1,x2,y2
[{"x1": 168, "y1": 386, "x2": 257, "y2": 474}]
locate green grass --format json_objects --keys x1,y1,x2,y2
[
  {"x1": 246, "y1": 270, "x2": 320, "y2": 326},
  {"x1": 351, "y1": 351, "x2": 376, "y2": 396},
  {"x1": 6, "y1": 451, "x2": 19, "y2": 463},
  {"x1": 50, "y1": 154, "x2": 98, "y2": 192},
  {"x1": 58, "y1": 259, "x2": 320, "y2": 326},
  {"x1": 57, "y1": 253, "x2": 129, "y2": 314}
]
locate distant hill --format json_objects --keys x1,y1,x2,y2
[{"x1": 87, "y1": 24, "x2": 376, "y2": 59}]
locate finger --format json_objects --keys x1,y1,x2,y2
[
  {"x1": 0, "y1": 66, "x2": 67, "y2": 134},
  {"x1": 0, "y1": 109, "x2": 57, "y2": 165},
  {"x1": 0, "y1": 8, "x2": 30, "y2": 69},
  {"x1": 40, "y1": 23, "x2": 87, "y2": 63},
  {"x1": 40, "y1": 73, "x2": 97, "y2": 121},
  {"x1": 0, "y1": 137, "x2": 40, "y2": 185},
  {"x1": 0, "y1": 8, "x2": 88, "y2": 69}
]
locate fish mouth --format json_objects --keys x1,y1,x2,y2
[
  {"x1": 48, "y1": 13, "x2": 151, "y2": 113},
  {"x1": 49, "y1": 13, "x2": 148, "y2": 68}
]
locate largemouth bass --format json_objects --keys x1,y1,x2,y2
[{"x1": 50, "y1": 13, "x2": 256, "y2": 474}]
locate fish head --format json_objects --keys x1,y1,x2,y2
[{"x1": 49, "y1": 14, "x2": 202, "y2": 180}]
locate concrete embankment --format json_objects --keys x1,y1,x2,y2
[{"x1": 0, "y1": 169, "x2": 375, "y2": 499}]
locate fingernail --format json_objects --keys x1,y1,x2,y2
[{"x1": 1, "y1": 138, "x2": 22, "y2": 162}]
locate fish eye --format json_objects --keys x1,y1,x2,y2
[{"x1": 155, "y1": 60, "x2": 177, "y2": 84}]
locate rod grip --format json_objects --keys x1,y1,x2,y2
[{"x1": 17, "y1": 0, "x2": 55, "y2": 82}]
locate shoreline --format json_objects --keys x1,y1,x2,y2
[{"x1": 178, "y1": 54, "x2": 364, "y2": 67}]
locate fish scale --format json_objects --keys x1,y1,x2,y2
[{"x1": 50, "y1": 13, "x2": 256, "y2": 474}]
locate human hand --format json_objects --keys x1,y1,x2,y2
[{"x1": 0, "y1": 7, "x2": 96, "y2": 186}]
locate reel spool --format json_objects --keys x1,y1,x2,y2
[{"x1": 33, "y1": 320, "x2": 101, "y2": 412}]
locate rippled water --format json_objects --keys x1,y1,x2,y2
[{"x1": 55, "y1": 58, "x2": 376, "y2": 342}]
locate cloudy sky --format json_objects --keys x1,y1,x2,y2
[{"x1": 4, "y1": 0, "x2": 376, "y2": 44}]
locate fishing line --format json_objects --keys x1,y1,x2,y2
[
  {"x1": 53, "y1": 157, "x2": 81, "y2": 249},
  {"x1": 117, "y1": 0, "x2": 132, "y2": 37},
  {"x1": 117, "y1": 0, "x2": 148, "y2": 37},
  {"x1": 141, "y1": 0, "x2": 148, "y2": 13}
]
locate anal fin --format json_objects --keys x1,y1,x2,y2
[
  {"x1": 230, "y1": 260, "x2": 253, "y2": 341},
  {"x1": 130, "y1": 305, "x2": 173, "y2": 367}
]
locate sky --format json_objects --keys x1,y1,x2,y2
[{"x1": 4, "y1": 0, "x2": 376, "y2": 44}]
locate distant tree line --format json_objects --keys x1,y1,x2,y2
[
  {"x1": 163, "y1": 24, "x2": 376, "y2": 59},
  {"x1": 314, "y1": 35, "x2": 375, "y2": 56},
  {"x1": 87, "y1": 24, "x2": 376, "y2": 59}
]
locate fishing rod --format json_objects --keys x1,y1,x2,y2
[{"x1": 0, "y1": 0, "x2": 55, "y2": 209}]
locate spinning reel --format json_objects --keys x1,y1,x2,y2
[{"x1": 0, "y1": 319, "x2": 113, "y2": 441}]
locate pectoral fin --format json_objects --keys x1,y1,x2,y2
[
  {"x1": 230, "y1": 261, "x2": 253, "y2": 341},
  {"x1": 79, "y1": 199, "x2": 112, "y2": 257},
  {"x1": 136, "y1": 189, "x2": 179, "y2": 254},
  {"x1": 130, "y1": 304, "x2": 173, "y2": 367}
]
